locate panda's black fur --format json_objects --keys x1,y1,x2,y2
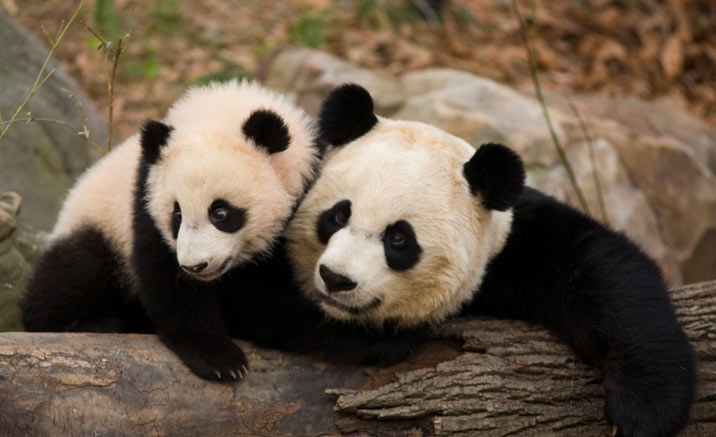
[
  {"x1": 20, "y1": 227, "x2": 153, "y2": 333},
  {"x1": 284, "y1": 84, "x2": 695, "y2": 436}
]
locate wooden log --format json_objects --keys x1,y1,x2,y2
[{"x1": 0, "y1": 281, "x2": 714, "y2": 436}]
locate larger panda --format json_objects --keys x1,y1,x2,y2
[
  {"x1": 285, "y1": 84, "x2": 695, "y2": 436},
  {"x1": 21, "y1": 79, "x2": 319, "y2": 381}
]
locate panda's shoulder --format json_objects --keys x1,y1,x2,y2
[
  {"x1": 509, "y1": 187, "x2": 645, "y2": 264},
  {"x1": 512, "y1": 187, "x2": 601, "y2": 236}
]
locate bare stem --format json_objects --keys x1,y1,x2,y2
[
  {"x1": 85, "y1": 24, "x2": 130, "y2": 153},
  {"x1": 512, "y1": 1, "x2": 590, "y2": 215},
  {"x1": 0, "y1": 115, "x2": 103, "y2": 155},
  {"x1": 0, "y1": 1, "x2": 84, "y2": 144},
  {"x1": 565, "y1": 97, "x2": 608, "y2": 224}
]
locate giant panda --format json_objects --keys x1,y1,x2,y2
[
  {"x1": 284, "y1": 84, "x2": 696, "y2": 436},
  {"x1": 21, "y1": 79, "x2": 319, "y2": 381}
]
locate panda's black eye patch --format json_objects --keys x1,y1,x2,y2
[
  {"x1": 171, "y1": 202, "x2": 182, "y2": 240},
  {"x1": 317, "y1": 200, "x2": 351, "y2": 244},
  {"x1": 209, "y1": 199, "x2": 247, "y2": 233},
  {"x1": 383, "y1": 220, "x2": 421, "y2": 271}
]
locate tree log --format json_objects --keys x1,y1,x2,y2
[{"x1": 1, "y1": 281, "x2": 714, "y2": 436}]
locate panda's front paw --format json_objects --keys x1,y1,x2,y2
[
  {"x1": 603, "y1": 373, "x2": 692, "y2": 437},
  {"x1": 168, "y1": 336, "x2": 249, "y2": 382}
]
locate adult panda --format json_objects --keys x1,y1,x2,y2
[
  {"x1": 21, "y1": 79, "x2": 319, "y2": 381},
  {"x1": 285, "y1": 84, "x2": 695, "y2": 436}
]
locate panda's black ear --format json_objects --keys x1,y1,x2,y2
[
  {"x1": 243, "y1": 109, "x2": 290, "y2": 154},
  {"x1": 140, "y1": 120, "x2": 173, "y2": 165},
  {"x1": 319, "y1": 83, "x2": 378, "y2": 147},
  {"x1": 463, "y1": 143, "x2": 525, "y2": 211}
]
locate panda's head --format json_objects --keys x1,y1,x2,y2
[
  {"x1": 140, "y1": 80, "x2": 318, "y2": 281},
  {"x1": 286, "y1": 84, "x2": 524, "y2": 327}
]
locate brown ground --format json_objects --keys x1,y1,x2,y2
[{"x1": 9, "y1": 0, "x2": 716, "y2": 145}]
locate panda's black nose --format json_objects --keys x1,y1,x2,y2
[
  {"x1": 319, "y1": 264, "x2": 357, "y2": 293},
  {"x1": 182, "y1": 262, "x2": 208, "y2": 274}
]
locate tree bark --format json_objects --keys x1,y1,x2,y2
[{"x1": 1, "y1": 281, "x2": 714, "y2": 436}]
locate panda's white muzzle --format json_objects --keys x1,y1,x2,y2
[
  {"x1": 176, "y1": 225, "x2": 235, "y2": 281},
  {"x1": 313, "y1": 229, "x2": 388, "y2": 316}
]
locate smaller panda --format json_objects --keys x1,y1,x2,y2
[
  {"x1": 21, "y1": 79, "x2": 319, "y2": 381},
  {"x1": 285, "y1": 84, "x2": 695, "y2": 436}
]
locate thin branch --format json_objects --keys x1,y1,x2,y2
[
  {"x1": 60, "y1": 87, "x2": 105, "y2": 155},
  {"x1": 565, "y1": 96, "x2": 608, "y2": 224},
  {"x1": 84, "y1": 24, "x2": 131, "y2": 152},
  {"x1": 106, "y1": 36, "x2": 125, "y2": 152},
  {"x1": 411, "y1": 0, "x2": 441, "y2": 31},
  {"x1": 512, "y1": 1, "x2": 590, "y2": 215},
  {"x1": 0, "y1": 114, "x2": 103, "y2": 155},
  {"x1": 0, "y1": 1, "x2": 84, "y2": 144}
]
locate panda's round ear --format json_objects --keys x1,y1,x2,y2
[
  {"x1": 318, "y1": 83, "x2": 378, "y2": 147},
  {"x1": 463, "y1": 143, "x2": 525, "y2": 211},
  {"x1": 242, "y1": 109, "x2": 291, "y2": 154},
  {"x1": 140, "y1": 120, "x2": 173, "y2": 165}
]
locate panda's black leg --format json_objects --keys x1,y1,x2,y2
[
  {"x1": 602, "y1": 345, "x2": 694, "y2": 437},
  {"x1": 594, "y1": 285, "x2": 695, "y2": 437},
  {"x1": 21, "y1": 227, "x2": 140, "y2": 333},
  {"x1": 555, "y1": 253, "x2": 695, "y2": 437},
  {"x1": 143, "y1": 281, "x2": 249, "y2": 381},
  {"x1": 568, "y1": 279, "x2": 693, "y2": 435},
  {"x1": 132, "y1": 237, "x2": 247, "y2": 381}
]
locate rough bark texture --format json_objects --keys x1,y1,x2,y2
[{"x1": 0, "y1": 281, "x2": 714, "y2": 436}]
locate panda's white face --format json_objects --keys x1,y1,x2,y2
[
  {"x1": 286, "y1": 118, "x2": 515, "y2": 327},
  {"x1": 146, "y1": 129, "x2": 294, "y2": 281},
  {"x1": 142, "y1": 80, "x2": 318, "y2": 281}
]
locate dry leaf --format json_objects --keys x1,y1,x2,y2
[{"x1": 660, "y1": 34, "x2": 684, "y2": 80}]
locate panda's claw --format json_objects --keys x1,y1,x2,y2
[{"x1": 169, "y1": 336, "x2": 249, "y2": 383}]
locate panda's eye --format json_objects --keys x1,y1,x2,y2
[
  {"x1": 210, "y1": 199, "x2": 247, "y2": 233},
  {"x1": 333, "y1": 210, "x2": 347, "y2": 226},
  {"x1": 317, "y1": 199, "x2": 351, "y2": 245},
  {"x1": 171, "y1": 202, "x2": 182, "y2": 240},
  {"x1": 212, "y1": 207, "x2": 227, "y2": 222},
  {"x1": 383, "y1": 220, "x2": 421, "y2": 271},
  {"x1": 388, "y1": 231, "x2": 407, "y2": 248}
]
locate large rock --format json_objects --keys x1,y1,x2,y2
[
  {"x1": 0, "y1": 9, "x2": 106, "y2": 231},
  {"x1": 0, "y1": 190, "x2": 47, "y2": 331},
  {"x1": 260, "y1": 48, "x2": 716, "y2": 284}
]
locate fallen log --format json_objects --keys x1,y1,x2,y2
[{"x1": 0, "y1": 281, "x2": 714, "y2": 436}]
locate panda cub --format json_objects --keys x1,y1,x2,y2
[
  {"x1": 285, "y1": 84, "x2": 695, "y2": 436},
  {"x1": 21, "y1": 79, "x2": 319, "y2": 381}
]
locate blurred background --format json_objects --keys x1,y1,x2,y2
[
  {"x1": 9, "y1": 0, "x2": 715, "y2": 140},
  {"x1": 0, "y1": 0, "x2": 714, "y2": 297}
]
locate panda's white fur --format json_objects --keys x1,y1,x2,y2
[
  {"x1": 144, "y1": 80, "x2": 316, "y2": 280},
  {"x1": 287, "y1": 118, "x2": 513, "y2": 327},
  {"x1": 49, "y1": 133, "x2": 140, "y2": 285},
  {"x1": 51, "y1": 79, "x2": 316, "y2": 285}
]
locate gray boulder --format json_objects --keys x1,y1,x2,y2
[
  {"x1": 0, "y1": 190, "x2": 47, "y2": 331},
  {"x1": 0, "y1": 9, "x2": 106, "y2": 232},
  {"x1": 260, "y1": 48, "x2": 716, "y2": 284}
]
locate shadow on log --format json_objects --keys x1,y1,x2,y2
[{"x1": 1, "y1": 281, "x2": 714, "y2": 436}]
